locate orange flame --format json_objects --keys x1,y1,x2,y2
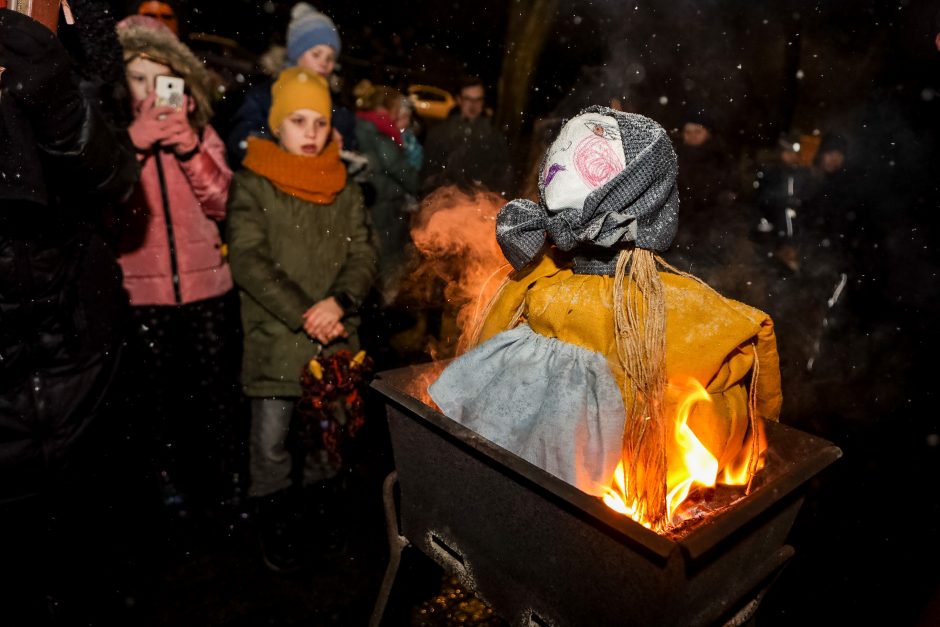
[
  {"x1": 720, "y1": 414, "x2": 768, "y2": 485},
  {"x1": 400, "y1": 186, "x2": 511, "y2": 359},
  {"x1": 602, "y1": 378, "x2": 763, "y2": 529}
]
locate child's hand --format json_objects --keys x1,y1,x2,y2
[
  {"x1": 303, "y1": 297, "x2": 345, "y2": 344},
  {"x1": 162, "y1": 97, "x2": 199, "y2": 156},
  {"x1": 128, "y1": 93, "x2": 178, "y2": 151}
]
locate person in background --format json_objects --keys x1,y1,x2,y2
[
  {"x1": 675, "y1": 109, "x2": 736, "y2": 216},
  {"x1": 128, "y1": 0, "x2": 184, "y2": 38},
  {"x1": 667, "y1": 108, "x2": 753, "y2": 297},
  {"x1": 226, "y1": 68, "x2": 377, "y2": 573},
  {"x1": 0, "y1": 6, "x2": 139, "y2": 623},
  {"x1": 116, "y1": 16, "x2": 241, "y2": 520},
  {"x1": 753, "y1": 131, "x2": 818, "y2": 256},
  {"x1": 353, "y1": 80, "x2": 421, "y2": 304},
  {"x1": 226, "y1": 2, "x2": 357, "y2": 166},
  {"x1": 397, "y1": 95, "x2": 424, "y2": 172},
  {"x1": 421, "y1": 76, "x2": 511, "y2": 195}
]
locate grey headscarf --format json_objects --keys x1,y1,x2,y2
[{"x1": 496, "y1": 106, "x2": 679, "y2": 275}]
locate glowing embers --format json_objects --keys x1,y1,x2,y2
[{"x1": 602, "y1": 378, "x2": 768, "y2": 531}]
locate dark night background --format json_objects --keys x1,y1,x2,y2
[{"x1": 100, "y1": 0, "x2": 939, "y2": 625}]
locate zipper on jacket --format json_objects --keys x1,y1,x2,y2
[{"x1": 153, "y1": 146, "x2": 182, "y2": 304}]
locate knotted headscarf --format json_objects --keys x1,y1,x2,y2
[{"x1": 496, "y1": 106, "x2": 679, "y2": 275}]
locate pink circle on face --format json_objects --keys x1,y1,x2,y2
[{"x1": 574, "y1": 135, "x2": 624, "y2": 189}]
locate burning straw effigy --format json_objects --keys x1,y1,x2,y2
[{"x1": 426, "y1": 107, "x2": 783, "y2": 533}]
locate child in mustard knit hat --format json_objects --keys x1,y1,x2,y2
[
  {"x1": 226, "y1": 3, "x2": 359, "y2": 165},
  {"x1": 226, "y1": 66, "x2": 378, "y2": 573}
]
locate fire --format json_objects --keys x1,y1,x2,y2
[
  {"x1": 399, "y1": 186, "x2": 511, "y2": 359},
  {"x1": 602, "y1": 378, "x2": 763, "y2": 529}
]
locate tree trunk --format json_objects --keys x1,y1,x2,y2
[{"x1": 495, "y1": 0, "x2": 559, "y2": 145}]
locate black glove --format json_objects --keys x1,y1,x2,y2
[{"x1": 0, "y1": 9, "x2": 84, "y2": 146}]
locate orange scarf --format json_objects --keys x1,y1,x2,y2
[{"x1": 243, "y1": 136, "x2": 347, "y2": 204}]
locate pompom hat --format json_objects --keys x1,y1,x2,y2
[{"x1": 286, "y1": 3, "x2": 341, "y2": 66}]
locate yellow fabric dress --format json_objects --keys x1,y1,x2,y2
[{"x1": 430, "y1": 251, "x2": 782, "y2": 498}]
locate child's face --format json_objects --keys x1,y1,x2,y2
[
  {"x1": 542, "y1": 112, "x2": 626, "y2": 212},
  {"x1": 126, "y1": 56, "x2": 174, "y2": 107},
  {"x1": 297, "y1": 44, "x2": 336, "y2": 78},
  {"x1": 278, "y1": 108, "x2": 331, "y2": 156}
]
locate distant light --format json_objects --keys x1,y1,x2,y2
[
  {"x1": 659, "y1": 95, "x2": 668, "y2": 105},
  {"x1": 793, "y1": 142, "x2": 801, "y2": 152}
]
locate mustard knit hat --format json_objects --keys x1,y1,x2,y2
[{"x1": 268, "y1": 67, "x2": 332, "y2": 134}]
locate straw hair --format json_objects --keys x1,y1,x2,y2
[{"x1": 613, "y1": 248, "x2": 669, "y2": 528}]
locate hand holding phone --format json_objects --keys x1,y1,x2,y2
[{"x1": 128, "y1": 92, "x2": 177, "y2": 150}]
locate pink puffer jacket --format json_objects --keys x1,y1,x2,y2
[{"x1": 118, "y1": 125, "x2": 234, "y2": 306}]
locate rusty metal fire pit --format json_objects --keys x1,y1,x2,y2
[{"x1": 368, "y1": 362, "x2": 841, "y2": 627}]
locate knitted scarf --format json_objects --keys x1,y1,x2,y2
[
  {"x1": 243, "y1": 136, "x2": 347, "y2": 204},
  {"x1": 356, "y1": 110, "x2": 403, "y2": 146}
]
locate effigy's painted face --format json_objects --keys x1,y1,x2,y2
[{"x1": 542, "y1": 113, "x2": 627, "y2": 212}]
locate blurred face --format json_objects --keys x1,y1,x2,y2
[
  {"x1": 819, "y1": 149, "x2": 845, "y2": 173},
  {"x1": 137, "y1": 1, "x2": 178, "y2": 35},
  {"x1": 278, "y1": 108, "x2": 330, "y2": 156},
  {"x1": 542, "y1": 112, "x2": 627, "y2": 213},
  {"x1": 126, "y1": 56, "x2": 175, "y2": 107},
  {"x1": 682, "y1": 122, "x2": 711, "y2": 147},
  {"x1": 297, "y1": 44, "x2": 336, "y2": 78},
  {"x1": 457, "y1": 85, "x2": 485, "y2": 120},
  {"x1": 395, "y1": 103, "x2": 412, "y2": 130}
]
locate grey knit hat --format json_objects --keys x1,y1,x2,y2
[{"x1": 497, "y1": 106, "x2": 679, "y2": 274}]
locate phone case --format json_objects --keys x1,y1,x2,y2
[{"x1": 155, "y1": 76, "x2": 185, "y2": 110}]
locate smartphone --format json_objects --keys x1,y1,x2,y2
[
  {"x1": 1, "y1": 0, "x2": 64, "y2": 33},
  {"x1": 155, "y1": 76, "x2": 185, "y2": 111}
]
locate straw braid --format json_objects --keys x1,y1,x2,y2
[{"x1": 613, "y1": 249, "x2": 669, "y2": 529}]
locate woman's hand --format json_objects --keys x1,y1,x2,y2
[
  {"x1": 128, "y1": 93, "x2": 179, "y2": 151},
  {"x1": 302, "y1": 297, "x2": 347, "y2": 344}
]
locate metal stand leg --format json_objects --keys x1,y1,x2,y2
[{"x1": 369, "y1": 471, "x2": 409, "y2": 627}]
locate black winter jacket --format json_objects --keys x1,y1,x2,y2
[{"x1": 0, "y1": 87, "x2": 139, "y2": 503}]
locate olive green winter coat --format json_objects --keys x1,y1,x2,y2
[{"x1": 226, "y1": 171, "x2": 378, "y2": 397}]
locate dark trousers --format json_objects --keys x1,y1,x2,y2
[{"x1": 123, "y1": 292, "x2": 248, "y2": 509}]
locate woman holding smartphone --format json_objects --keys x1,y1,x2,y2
[{"x1": 115, "y1": 15, "x2": 241, "y2": 522}]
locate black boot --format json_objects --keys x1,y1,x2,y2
[
  {"x1": 303, "y1": 474, "x2": 349, "y2": 559},
  {"x1": 255, "y1": 489, "x2": 308, "y2": 574}
]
